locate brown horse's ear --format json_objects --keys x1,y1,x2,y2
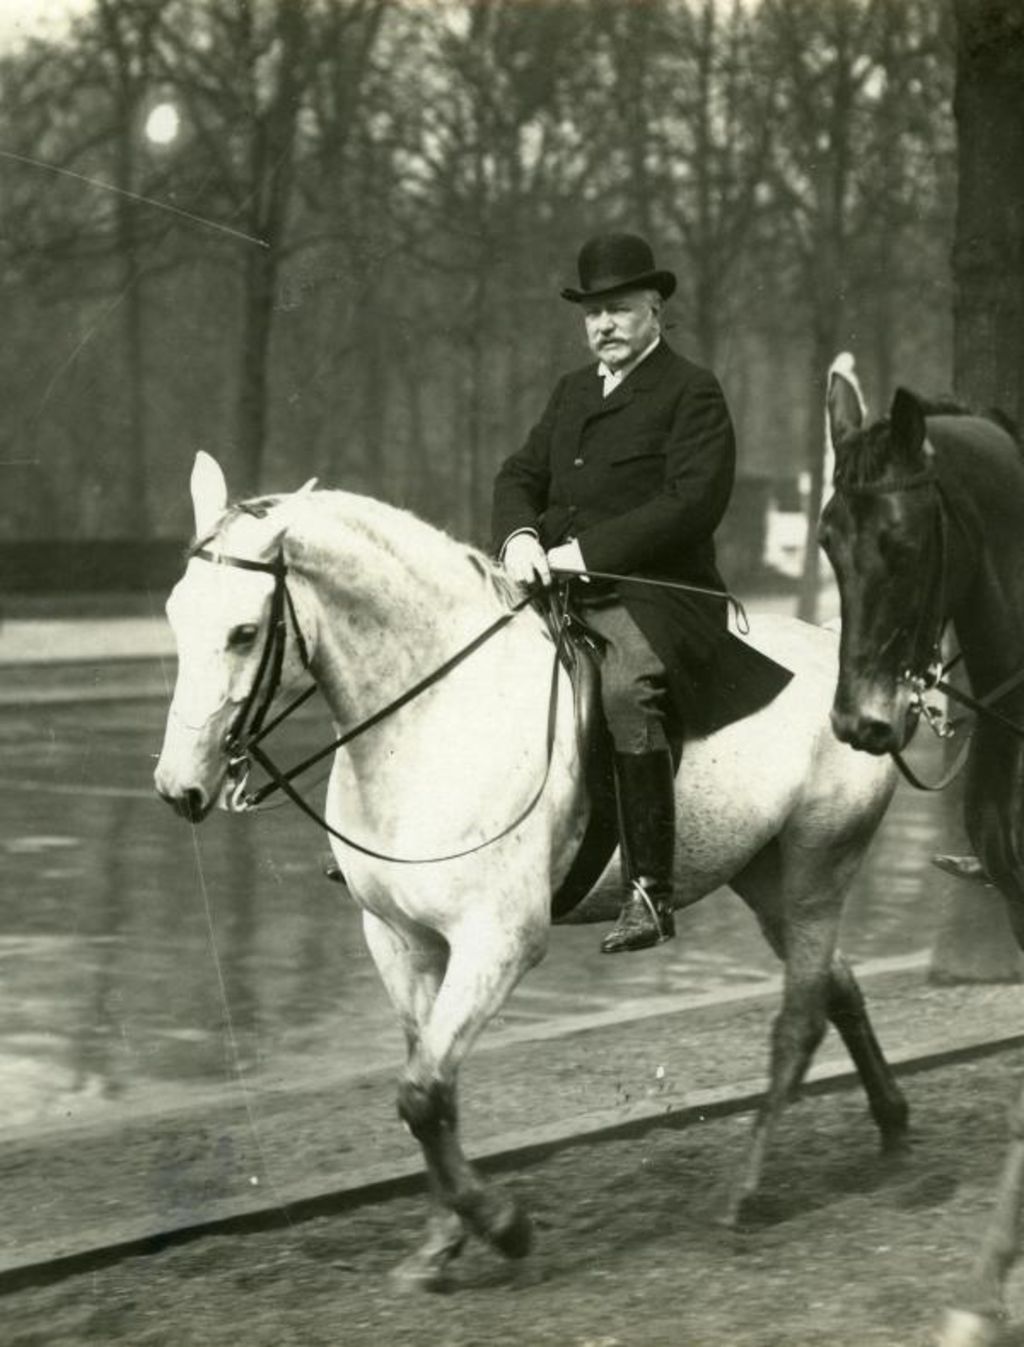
[
  {"x1": 827, "y1": 354, "x2": 865, "y2": 447},
  {"x1": 890, "y1": 387, "x2": 927, "y2": 458}
]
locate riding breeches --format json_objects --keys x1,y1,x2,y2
[{"x1": 579, "y1": 600, "x2": 671, "y2": 754}]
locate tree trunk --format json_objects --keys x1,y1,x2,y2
[
  {"x1": 234, "y1": 0, "x2": 306, "y2": 494},
  {"x1": 932, "y1": 0, "x2": 1024, "y2": 983},
  {"x1": 952, "y1": 0, "x2": 1024, "y2": 428},
  {"x1": 236, "y1": 244, "x2": 277, "y2": 494},
  {"x1": 113, "y1": 130, "x2": 150, "y2": 536}
]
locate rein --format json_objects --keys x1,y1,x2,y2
[{"x1": 553, "y1": 566, "x2": 749, "y2": 633}]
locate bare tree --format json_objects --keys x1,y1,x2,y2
[
  {"x1": 927, "y1": 0, "x2": 1024, "y2": 986},
  {"x1": 952, "y1": 0, "x2": 1024, "y2": 428}
]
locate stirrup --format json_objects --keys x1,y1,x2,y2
[{"x1": 601, "y1": 880, "x2": 675, "y2": 955}]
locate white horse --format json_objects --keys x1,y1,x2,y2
[{"x1": 155, "y1": 451, "x2": 904, "y2": 1289}]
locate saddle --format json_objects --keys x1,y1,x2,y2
[
  {"x1": 541, "y1": 594, "x2": 681, "y2": 923},
  {"x1": 544, "y1": 599, "x2": 620, "y2": 922}
]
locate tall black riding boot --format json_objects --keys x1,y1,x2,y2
[{"x1": 600, "y1": 749, "x2": 677, "y2": 955}]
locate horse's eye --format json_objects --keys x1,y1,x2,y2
[
  {"x1": 878, "y1": 532, "x2": 914, "y2": 568},
  {"x1": 227, "y1": 623, "x2": 259, "y2": 651}
]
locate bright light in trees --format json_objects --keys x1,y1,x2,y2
[{"x1": 144, "y1": 103, "x2": 180, "y2": 146}]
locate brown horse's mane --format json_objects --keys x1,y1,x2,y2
[
  {"x1": 834, "y1": 393, "x2": 1022, "y2": 489},
  {"x1": 918, "y1": 394, "x2": 1019, "y2": 443}
]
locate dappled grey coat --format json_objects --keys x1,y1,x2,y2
[{"x1": 491, "y1": 339, "x2": 790, "y2": 735}]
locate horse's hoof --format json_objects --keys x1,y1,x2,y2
[
  {"x1": 934, "y1": 1308, "x2": 1004, "y2": 1347},
  {"x1": 389, "y1": 1255, "x2": 451, "y2": 1295},
  {"x1": 491, "y1": 1202, "x2": 534, "y2": 1260},
  {"x1": 717, "y1": 1190, "x2": 758, "y2": 1230},
  {"x1": 880, "y1": 1131, "x2": 913, "y2": 1162}
]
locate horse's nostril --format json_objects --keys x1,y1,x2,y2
[
  {"x1": 184, "y1": 787, "x2": 207, "y2": 821},
  {"x1": 831, "y1": 708, "x2": 894, "y2": 755},
  {"x1": 157, "y1": 786, "x2": 209, "y2": 821}
]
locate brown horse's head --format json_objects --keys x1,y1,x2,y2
[{"x1": 819, "y1": 363, "x2": 945, "y2": 755}]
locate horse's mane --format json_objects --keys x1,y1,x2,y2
[
  {"x1": 834, "y1": 393, "x2": 1023, "y2": 489},
  {"x1": 191, "y1": 488, "x2": 521, "y2": 610},
  {"x1": 189, "y1": 495, "x2": 286, "y2": 555},
  {"x1": 916, "y1": 394, "x2": 1020, "y2": 443},
  {"x1": 832, "y1": 421, "x2": 901, "y2": 489}
]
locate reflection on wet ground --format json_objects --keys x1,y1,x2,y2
[{"x1": 0, "y1": 694, "x2": 966, "y2": 1133}]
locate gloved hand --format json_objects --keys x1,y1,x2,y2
[
  {"x1": 547, "y1": 540, "x2": 587, "y2": 576},
  {"x1": 501, "y1": 532, "x2": 551, "y2": 589}
]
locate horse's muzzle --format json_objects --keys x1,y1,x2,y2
[
  {"x1": 830, "y1": 707, "x2": 899, "y2": 755},
  {"x1": 155, "y1": 784, "x2": 213, "y2": 823}
]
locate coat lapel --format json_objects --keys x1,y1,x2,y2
[
  {"x1": 582, "y1": 339, "x2": 673, "y2": 429},
  {"x1": 563, "y1": 365, "x2": 605, "y2": 452}
]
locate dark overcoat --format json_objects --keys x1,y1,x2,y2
[{"x1": 491, "y1": 339, "x2": 790, "y2": 735}]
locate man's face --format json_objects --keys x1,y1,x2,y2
[{"x1": 582, "y1": 289, "x2": 661, "y2": 371}]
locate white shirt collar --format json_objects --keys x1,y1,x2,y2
[{"x1": 598, "y1": 336, "x2": 661, "y2": 397}]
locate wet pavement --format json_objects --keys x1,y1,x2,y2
[{"x1": 0, "y1": 615, "x2": 968, "y2": 1138}]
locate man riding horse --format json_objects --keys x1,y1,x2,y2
[{"x1": 492, "y1": 232, "x2": 782, "y2": 954}]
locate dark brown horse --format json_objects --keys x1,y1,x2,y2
[{"x1": 820, "y1": 354, "x2": 1024, "y2": 1347}]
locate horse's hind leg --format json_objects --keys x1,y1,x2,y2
[
  {"x1": 936, "y1": 1077, "x2": 1024, "y2": 1347},
  {"x1": 727, "y1": 837, "x2": 906, "y2": 1223},
  {"x1": 826, "y1": 950, "x2": 909, "y2": 1152},
  {"x1": 361, "y1": 913, "x2": 468, "y2": 1290}
]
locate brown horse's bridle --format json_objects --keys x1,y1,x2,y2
[
  {"x1": 832, "y1": 469, "x2": 964, "y2": 788},
  {"x1": 834, "y1": 468, "x2": 1024, "y2": 788},
  {"x1": 834, "y1": 469, "x2": 950, "y2": 712}
]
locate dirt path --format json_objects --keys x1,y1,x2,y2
[
  {"x1": 7, "y1": 1047, "x2": 1024, "y2": 1347},
  {"x1": 4, "y1": 969, "x2": 1021, "y2": 1275}
]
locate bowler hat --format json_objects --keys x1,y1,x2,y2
[{"x1": 561, "y1": 232, "x2": 676, "y2": 303}]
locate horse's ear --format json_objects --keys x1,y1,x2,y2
[
  {"x1": 296, "y1": 477, "x2": 319, "y2": 495},
  {"x1": 890, "y1": 387, "x2": 927, "y2": 458},
  {"x1": 826, "y1": 352, "x2": 866, "y2": 448},
  {"x1": 190, "y1": 451, "x2": 228, "y2": 537}
]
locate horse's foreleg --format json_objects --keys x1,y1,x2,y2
[
  {"x1": 396, "y1": 911, "x2": 547, "y2": 1264},
  {"x1": 361, "y1": 913, "x2": 468, "y2": 1290}
]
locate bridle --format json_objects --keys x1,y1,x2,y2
[
  {"x1": 834, "y1": 468, "x2": 949, "y2": 701},
  {"x1": 191, "y1": 545, "x2": 315, "y2": 811},
  {"x1": 188, "y1": 540, "x2": 565, "y2": 864},
  {"x1": 833, "y1": 467, "x2": 1024, "y2": 789}
]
